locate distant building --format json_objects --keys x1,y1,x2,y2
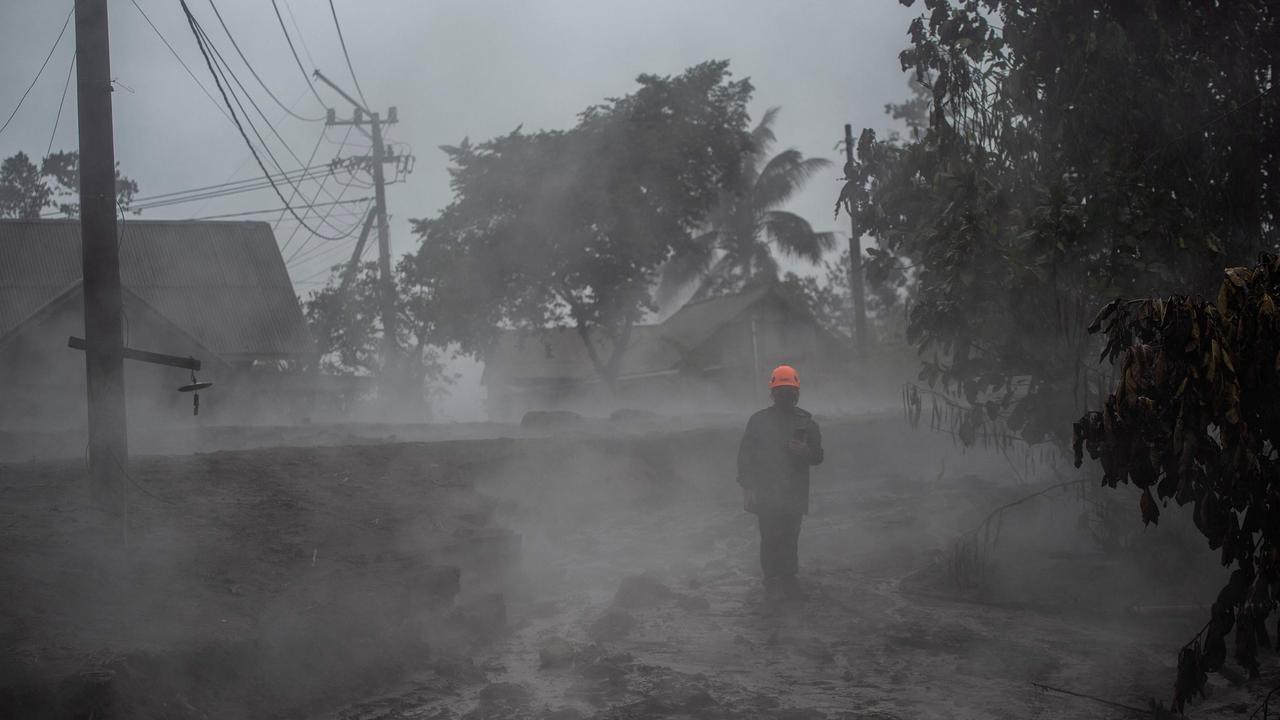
[
  {"x1": 0, "y1": 219, "x2": 316, "y2": 430},
  {"x1": 482, "y1": 283, "x2": 853, "y2": 420}
]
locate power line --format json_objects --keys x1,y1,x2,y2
[
  {"x1": 182, "y1": 196, "x2": 371, "y2": 221},
  {"x1": 283, "y1": 0, "x2": 321, "y2": 73},
  {"x1": 128, "y1": 0, "x2": 231, "y2": 123},
  {"x1": 288, "y1": 243, "x2": 366, "y2": 282},
  {"x1": 203, "y1": 0, "x2": 323, "y2": 122},
  {"x1": 283, "y1": 173, "x2": 361, "y2": 259},
  {"x1": 193, "y1": 19, "x2": 347, "y2": 200},
  {"x1": 288, "y1": 223, "x2": 366, "y2": 268},
  {"x1": 188, "y1": 87, "x2": 308, "y2": 218},
  {"x1": 292, "y1": 244, "x2": 365, "y2": 285},
  {"x1": 281, "y1": 169, "x2": 359, "y2": 258},
  {"x1": 127, "y1": 89, "x2": 316, "y2": 209},
  {"x1": 285, "y1": 204, "x2": 372, "y2": 266},
  {"x1": 87, "y1": 130, "x2": 362, "y2": 215},
  {"x1": 269, "y1": 0, "x2": 326, "y2": 109},
  {"x1": 0, "y1": 4, "x2": 74, "y2": 138},
  {"x1": 325, "y1": 124, "x2": 369, "y2": 149},
  {"x1": 327, "y1": 0, "x2": 369, "y2": 107},
  {"x1": 130, "y1": 164, "x2": 336, "y2": 209},
  {"x1": 132, "y1": 161, "x2": 329, "y2": 201},
  {"x1": 196, "y1": 20, "x2": 308, "y2": 168},
  {"x1": 274, "y1": 126, "x2": 331, "y2": 232},
  {"x1": 132, "y1": 170, "x2": 331, "y2": 208},
  {"x1": 46, "y1": 50, "x2": 76, "y2": 157},
  {"x1": 279, "y1": 125, "x2": 354, "y2": 252},
  {"x1": 285, "y1": 191, "x2": 370, "y2": 263},
  {"x1": 191, "y1": 17, "x2": 350, "y2": 233},
  {"x1": 180, "y1": 0, "x2": 353, "y2": 241},
  {"x1": 132, "y1": 172, "x2": 326, "y2": 211}
]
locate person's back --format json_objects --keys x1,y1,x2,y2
[{"x1": 736, "y1": 365, "x2": 823, "y2": 601}]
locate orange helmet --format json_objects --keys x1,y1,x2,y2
[{"x1": 768, "y1": 365, "x2": 800, "y2": 389}]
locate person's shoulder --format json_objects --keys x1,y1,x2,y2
[
  {"x1": 792, "y1": 406, "x2": 815, "y2": 420},
  {"x1": 748, "y1": 407, "x2": 771, "y2": 422}
]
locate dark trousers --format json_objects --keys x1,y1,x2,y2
[{"x1": 757, "y1": 513, "x2": 802, "y2": 579}]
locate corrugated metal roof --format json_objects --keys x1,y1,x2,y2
[
  {"x1": 0, "y1": 219, "x2": 313, "y2": 358},
  {"x1": 657, "y1": 283, "x2": 772, "y2": 353}
]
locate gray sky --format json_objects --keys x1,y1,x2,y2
[{"x1": 1, "y1": 0, "x2": 918, "y2": 418}]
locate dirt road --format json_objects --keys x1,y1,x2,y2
[
  {"x1": 3, "y1": 416, "x2": 1272, "y2": 718},
  {"x1": 326, "y1": 418, "x2": 1271, "y2": 720}
]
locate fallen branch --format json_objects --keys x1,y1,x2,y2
[
  {"x1": 944, "y1": 478, "x2": 1085, "y2": 588},
  {"x1": 1031, "y1": 682, "x2": 1152, "y2": 716},
  {"x1": 1249, "y1": 684, "x2": 1280, "y2": 720},
  {"x1": 963, "y1": 479, "x2": 1083, "y2": 542}
]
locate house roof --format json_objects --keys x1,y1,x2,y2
[
  {"x1": 0, "y1": 219, "x2": 312, "y2": 359},
  {"x1": 485, "y1": 283, "x2": 792, "y2": 385}
]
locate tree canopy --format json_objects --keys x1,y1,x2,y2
[
  {"x1": 1075, "y1": 256, "x2": 1280, "y2": 710},
  {"x1": 658, "y1": 107, "x2": 835, "y2": 305},
  {"x1": 303, "y1": 257, "x2": 447, "y2": 412},
  {"x1": 0, "y1": 150, "x2": 138, "y2": 218},
  {"x1": 845, "y1": 0, "x2": 1280, "y2": 710},
  {"x1": 844, "y1": 0, "x2": 1280, "y2": 451},
  {"x1": 408, "y1": 60, "x2": 754, "y2": 386}
]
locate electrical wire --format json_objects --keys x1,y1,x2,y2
[
  {"x1": 132, "y1": 179, "x2": 330, "y2": 211},
  {"x1": 292, "y1": 245, "x2": 364, "y2": 286},
  {"x1": 195, "y1": 27, "x2": 352, "y2": 215},
  {"x1": 203, "y1": 0, "x2": 323, "y2": 122},
  {"x1": 269, "y1": 0, "x2": 325, "y2": 109},
  {"x1": 327, "y1": 0, "x2": 369, "y2": 107},
  {"x1": 325, "y1": 124, "x2": 370, "y2": 150},
  {"x1": 182, "y1": 196, "x2": 370, "y2": 221},
  {"x1": 186, "y1": 87, "x2": 308, "y2": 218},
  {"x1": 284, "y1": 180, "x2": 364, "y2": 261},
  {"x1": 289, "y1": 242, "x2": 358, "y2": 272},
  {"x1": 195, "y1": 20, "x2": 311, "y2": 171},
  {"x1": 0, "y1": 4, "x2": 74, "y2": 138},
  {"x1": 130, "y1": 165, "x2": 337, "y2": 210},
  {"x1": 287, "y1": 225, "x2": 367, "y2": 272},
  {"x1": 131, "y1": 164, "x2": 332, "y2": 204},
  {"x1": 288, "y1": 205, "x2": 375, "y2": 285},
  {"x1": 191, "y1": 17, "x2": 350, "y2": 233},
  {"x1": 180, "y1": 0, "x2": 353, "y2": 241},
  {"x1": 129, "y1": 0, "x2": 232, "y2": 123},
  {"x1": 285, "y1": 192, "x2": 371, "y2": 264},
  {"x1": 279, "y1": 125, "x2": 355, "y2": 254},
  {"x1": 46, "y1": 50, "x2": 76, "y2": 157},
  {"x1": 287, "y1": 217, "x2": 369, "y2": 265},
  {"x1": 282, "y1": 0, "x2": 321, "y2": 74},
  {"x1": 274, "y1": 126, "x2": 332, "y2": 233},
  {"x1": 280, "y1": 181, "x2": 358, "y2": 256},
  {"x1": 42, "y1": 162, "x2": 348, "y2": 218},
  {"x1": 334, "y1": 169, "x2": 375, "y2": 190}
]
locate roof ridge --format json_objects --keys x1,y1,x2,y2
[
  {"x1": 0, "y1": 220, "x2": 310, "y2": 357},
  {"x1": 668, "y1": 282, "x2": 773, "y2": 311}
]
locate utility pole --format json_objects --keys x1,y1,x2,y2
[
  {"x1": 314, "y1": 70, "x2": 406, "y2": 401},
  {"x1": 76, "y1": 0, "x2": 128, "y2": 511},
  {"x1": 338, "y1": 208, "x2": 378, "y2": 299},
  {"x1": 843, "y1": 124, "x2": 870, "y2": 359}
]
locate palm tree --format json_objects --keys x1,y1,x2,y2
[{"x1": 659, "y1": 107, "x2": 836, "y2": 304}]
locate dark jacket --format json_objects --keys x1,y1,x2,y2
[{"x1": 736, "y1": 405, "x2": 824, "y2": 516}]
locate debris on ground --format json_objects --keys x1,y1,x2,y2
[
  {"x1": 587, "y1": 608, "x2": 636, "y2": 642},
  {"x1": 611, "y1": 573, "x2": 672, "y2": 609},
  {"x1": 539, "y1": 636, "x2": 576, "y2": 668}
]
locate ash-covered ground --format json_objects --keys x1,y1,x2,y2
[{"x1": 1, "y1": 414, "x2": 1272, "y2": 718}]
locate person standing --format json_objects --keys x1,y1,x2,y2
[{"x1": 736, "y1": 365, "x2": 824, "y2": 601}]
